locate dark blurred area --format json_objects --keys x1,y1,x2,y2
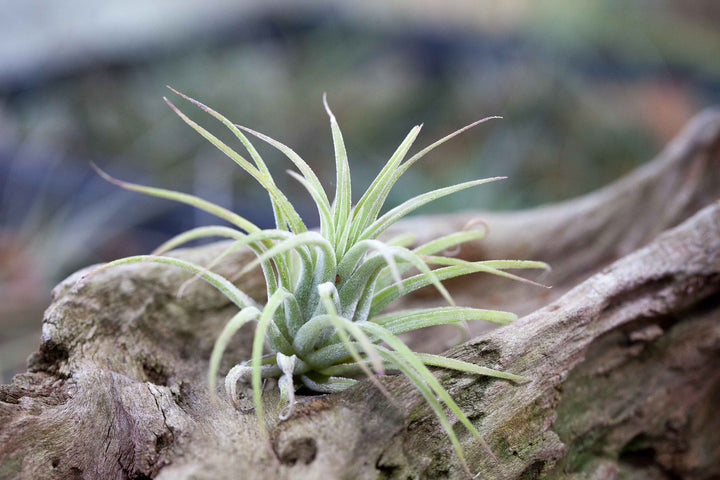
[{"x1": 1, "y1": 0, "x2": 719, "y2": 381}]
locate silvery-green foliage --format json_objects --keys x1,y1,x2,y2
[{"x1": 91, "y1": 88, "x2": 548, "y2": 476}]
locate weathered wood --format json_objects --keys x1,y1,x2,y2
[{"x1": 1, "y1": 109, "x2": 719, "y2": 480}]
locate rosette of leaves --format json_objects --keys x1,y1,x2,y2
[{"x1": 90, "y1": 88, "x2": 548, "y2": 476}]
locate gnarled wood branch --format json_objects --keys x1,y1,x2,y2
[{"x1": 1, "y1": 109, "x2": 719, "y2": 480}]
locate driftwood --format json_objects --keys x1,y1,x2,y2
[{"x1": 1, "y1": 109, "x2": 719, "y2": 480}]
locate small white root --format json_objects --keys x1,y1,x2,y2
[
  {"x1": 225, "y1": 364, "x2": 252, "y2": 409},
  {"x1": 277, "y1": 353, "x2": 298, "y2": 421}
]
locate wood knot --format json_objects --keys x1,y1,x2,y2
[{"x1": 277, "y1": 437, "x2": 317, "y2": 466}]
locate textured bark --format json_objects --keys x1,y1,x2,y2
[{"x1": 1, "y1": 109, "x2": 719, "y2": 480}]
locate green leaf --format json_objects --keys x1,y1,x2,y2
[
  {"x1": 317, "y1": 360, "x2": 394, "y2": 377},
  {"x1": 237, "y1": 124, "x2": 331, "y2": 217},
  {"x1": 353, "y1": 117, "x2": 501, "y2": 245},
  {"x1": 91, "y1": 163, "x2": 261, "y2": 235},
  {"x1": 361, "y1": 323, "x2": 495, "y2": 470},
  {"x1": 239, "y1": 232, "x2": 337, "y2": 286},
  {"x1": 381, "y1": 246, "x2": 455, "y2": 306},
  {"x1": 208, "y1": 307, "x2": 260, "y2": 403},
  {"x1": 375, "y1": 227, "x2": 489, "y2": 288},
  {"x1": 286, "y1": 170, "x2": 335, "y2": 244},
  {"x1": 304, "y1": 341, "x2": 361, "y2": 368},
  {"x1": 415, "y1": 352, "x2": 529, "y2": 383},
  {"x1": 164, "y1": 98, "x2": 306, "y2": 234},
  {"x1": 291, "y1": 314, "x2": 336, "y2": 357},
  {"x1": 339, "y1": 243, "x2": 455, "y2": 318},
  {"x1": 167, "y1": 87, "x2": 290, "y2": 231},
  {"x1": 383, "y1": 232, "x2": 416, "y2": 248},
  {"x1": 299, "y1": 372, "x2": 358, "y2": 393},
  {"x1": 391, "y1": 117, "x2": 501, "y2": 191},
  {"x1": 375, "y1": 346, "x2": 475, "y2": 477},
  {"x1": 413, "y1": 228, "x2": 488, "y2": 256},
  {"x1": 151, "y1": 225, "x2": 251, "y2": 255},
  {"x1": 371, "y1": 307, "x2": 517, "y2": 334},
  {"x1": 251, "y1": 289, "x2": 292, "y2": 438},
  {"x1": 323, "y1": 95, "x2": 352, "y2": 249},
  {"x1": 336, "y1": 245, "x2": 402, "y2": 321},
  {"x1": 360, "y1": 177, "x2": 505, "y2": 241},
  {"x1": 371, "y1": 259, "x2": 549, "y2": 316},
  {"x1": 424, "y1": 257, "x2": 551, "y2": 287},
  {"x1": 349, "y1": 125, "x2": 422, "y2": 241},
  {"x1": 152, "y1": 227, "x2": 294, "y2": 298},
  {"x1": 82, "y1": 255, "x2": 259, "y2": 309},
  {"x1": 318, "y1": 283, "x2": 384, "y2": 376}
]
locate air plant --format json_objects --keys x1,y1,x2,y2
[{"x1": 88, "y1": 87, "x2": 548, "y2": 477}]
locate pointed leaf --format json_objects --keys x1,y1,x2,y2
[
  {"x1": 237, "y1": 125, "x2": 330, "y2": 209},
  {"x1": 81, "y1": 255, "x2": 259, "y2": 309},
  {"x1": 349, "y1": 125, "x2": 422, "y2": 240},
  {"x1": 371, "y1": 307, "x2": 517, "y2": 333},
  {"x1": 239, "y1": 232, "x2": 336, "y2": 283},
  {"x1": 318, "y1": 283, "x2": 384, "y2": 376},
  {"x1": 361, "y1": 177, "x2": 505, "y2": 241},
  {"x1": 413, "y1": 228, "x2": 488, "y2": 256},
  {"x1": 152, "y1": 225, "x2": 249, "y2": 255},
  {"x1": 251, "y1": 289, "x2": 292, "y2": 438},
  {"x1": 91, "y1": 163, "x2": 261, "y2": 234},
  {"x1": 362, "y1": 323, "x2": 495, "y2": 466},
  {"x1": 165, "y1": 97, "x2": 305, "y2": 233},
  {"x1": 414, "y1": 352, "x2": 529, "y2": 383},
  {"x1": 167, "y1": 87, "x2": 291, "y2": 231},
  {"x1": 286, "y1": 170, "x2": 335, "y2": 244},
  {"x1": 208, "y1": 307, "x2": 260, "y2": 402},
  {"x1": 299, "y1": 372, "x2": 358, "y2": 393},
  {"x1": 323, "y1": 94, "x2": 352, "y2": 238}
]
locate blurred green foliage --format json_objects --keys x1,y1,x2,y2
[{"x1": 5, "y1": 4, "x2": 719, "y2": 223}]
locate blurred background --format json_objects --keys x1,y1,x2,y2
[{"x1": 1, "y1": 0, "x2": 719, "y2": 382}]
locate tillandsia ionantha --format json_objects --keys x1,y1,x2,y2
[{"x1": 87, "y1": 87, "x2": 548, "y2": 477}]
